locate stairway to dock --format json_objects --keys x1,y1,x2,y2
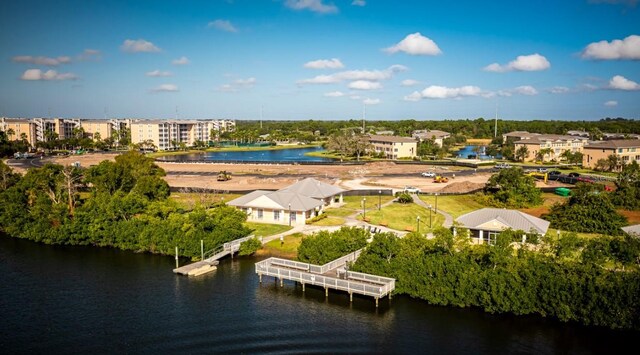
[{"x1": 173, "y1": 235, "x2": 254, "y2": 276}]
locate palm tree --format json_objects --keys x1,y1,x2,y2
[
  {"x1": 515, "y1": 146, "x2": 529, "y2": 162},
  {"x1": 6, "y1": 128, "x2": 15, "y2": 141},
  {"x1": 19, "y1": 133, "x2": 27, "y2": 142},
  {"x1": 607, "y1": 154, "x2": 621, "y2": 172},
  {"x1": 538, "y1": 148, "x2": 553, "y2": 162}
]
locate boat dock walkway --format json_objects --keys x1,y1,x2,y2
[
  {"x1": 255, "y1": 250, "x2": 395, "y2": 307},
  {"x1": 174, "y1": 235, "x2": 255, "y2": 276}
]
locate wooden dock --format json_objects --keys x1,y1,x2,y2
[
  {"x1": 255, "y1": 251, "x2": 395, "y2": 307},
  {"x1": 173, "y1": 235, "x2": 254, "y2": 276}
]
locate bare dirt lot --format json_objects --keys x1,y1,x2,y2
[{"x1": 48, "y1": 152, "x2": 559, "y2": 193}]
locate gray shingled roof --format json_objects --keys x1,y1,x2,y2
[
  {"x1": 367, "y1": 134, "x2": 417, "y2": 143},
  {"x1": 584, "y1": 140, "x2": 640, "y2": 150},
  {"x1": 514, "y1": 134, "x2": 587, "y2": 144},
  {"x1": 227, "y1": 190, "x2": 323, "y2": 212},
  {"x1": 279, "y1": 177, "x2": 344, "y2": 199},
  {"x1": 456, "y1": 208, "x2": 550, "y2": 234},
  {"x1": 622, "y1": 224, "x2": 640, "y2": 237}
]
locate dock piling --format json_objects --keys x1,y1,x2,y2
[
  {"x1": 375, "y1": 297, "x2": 379, "y2": 308},
  {"x1": 175, "y1": 246, "x2": 179, "y2": 268}
]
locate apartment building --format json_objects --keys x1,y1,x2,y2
[
  {"x1": 412, "y1": 129, "x2": 451, "y2": 147},
  {"x1": 0, "y1": 118, "x2": 37, "y2": 147},
  {"x1": 583, "y1": 140, "x2": 640, "y2": 169},
  {"x1": 513, "y1": 134, "x2": 588, "y2": 162},
  {"x1": 129, "y1": 119, "x2": 236, "y2": 151},
  {"x1": 502, "y1": 131, "x2": 540, "y2": 144},
  {"x1": 367, "y1": 134, "x2": 417, "y2": 159}
]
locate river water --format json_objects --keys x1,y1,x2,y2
[
  {"x1": 0, "y1": 237, "x2": 634, "y2": 354},
  {"x1": 155, "y1": 146, "x2": 333, "y2": 163}
]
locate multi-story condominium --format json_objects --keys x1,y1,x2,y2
[
  {"x1": 367, "y1": 134, "x2": 417, "y2": 159},
  {"x1": 0, "y1": 118, "x2": 38, "y2": 147},
  {"x1": 502, "y1": 131, "x2": 540, "y2": 144},
  {"x1": 129, "y1": 119, "x2": 236, "y2": 151},
  {"x1": 412, "y1": 129, "x2": 451, "y2": 147},
  {"x1": 583, "y1": 140, "x2": 640, "y2": 169},
  {"x1": 513, "y1": 134, "x2": 589, "y2": 162}
]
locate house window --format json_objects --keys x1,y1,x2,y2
[
  {"x1": 257, "y1": 209, "x2": 263, "y2": 220},
  {"x1": 487, "y1": 232, "x2": 498, "y2": 245},
  {"x1": 618, "y1": 148, "x2": 624, "y2": 153},
  {"x1": 290, "y1": 211, "x2": 296, "y2": 222},
  {"x1": 274, "y1": 210, "x2": 280, "y2": 221},
  {"x1": 623, "y1": 156, "x2": 630, "y2": 162}
]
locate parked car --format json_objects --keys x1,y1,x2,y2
[
  {"x1": 421, "y1": 171, "x2": 436, "y2": 177},
  {"x1": 403, "y1": 186, "x2": 421, "y2": 194},
  {"x1": 494, "y1": 163, "x2": 511, "y2": 169},
  {"x1": 537, "y1": 168, "x2": 549, "y2": 173},
  {"x1": 547, "y1": 171, "x2": 562, "y2": 181},
  {"x1": 568, "y1": 172, "x2": 580, "y2": 178}
]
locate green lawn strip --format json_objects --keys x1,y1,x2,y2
[
  {"x1": 419, "y1": 194, "x2": 485, "y2": 218},
  {"x1": 244, "y1": 222, "x2": 293, "y2": 237},
  {"x1": 169, "y1": 193, "x2": 243, "y2": 209},
  {"x1": 323, "y1": 195, "x2": 396, "y2": 218},
  {"x1": 323, "y1": 208, "x2": 357, "y2": 218},
  {"x1": 262, "y1": 233, "x2": 304, "y2": 257},
  {"x1": 308, "y1": 216, "x2": 345, "y2": 226},
  {"x1": 360, "y1": 202, "x2": 444, "y2": 232}
]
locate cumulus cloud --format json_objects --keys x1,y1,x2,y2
[
  {"x1": 303, "y1": 58, "x2": 344, "y2": 69},
  {"x1": 352, "y1": 0, "x2": 366, "y2": 6},
  {"x1": 77, "y1": 49, "x2": 101, "y2": 61},
  {"x1": 403, "y1": 91, "x2": 422, "y2": 102},
  {"x1": 513, "y1": 85, "x2": 538, "y2": 95},
  {"x1": 418, "y1": 85, "x2": 483, "y2": 99},
  {"x1": 297, "y1": 64, "x2": 407, "y2": 85},
  {"x1": 218, "y1": 77, "x2": 256, "y2": 92},
  {"x1": 348, "y1": 80, "x2": 382, "y2": 90},
  {"x1": 146, "y1": 70, "x2": 172, "y2": 77},
  {"x1": 151, "y1": 84, "x2": 179, "y2": 92},
  {"x1": 207, "y1": 19, "x2": 238, "y2": 33},
  {"x1": 324, "y1": 91, "x2": 345, "y2": 97},
  {"x1": 285, "y1": 0, "x2": 338, "y2": 14},
  {"x1": 121, "y1": 39, "x2": 160, "y2": 53},
  {"x1": 401, "y1": 79, "x2": 419, "y2": 87},
  {"x1": 363, "y1": 98, "x2": 380, "y2": 105},
  {"x1": 172, "y1": 56, "x2": 190, "y2": 65},
  {"x1": 604, "y1": 100, "x2": 618, "y2": 107},
  {"x1": 483, "y1": 53, "x2": 550, "y2": 72},
  {"x1": 12, "y1": 55, "x2": 71, "y2": 66},
  {"x1": 609, "y1": 75, "x2": 640, "y2": 90},
  {"x1": 549, "y1": 86, "x2": 570, "y2": 94},
  {"x1": 20, "y1": 69, "x2": 77, "y2": 81},
  {"x1": 384, "y1": 32, "x2": 442, "y2": 56},
  {"x1": 581, "y1": 35, "x2": 640, "y2": 60}
]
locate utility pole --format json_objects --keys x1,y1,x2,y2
[
  {"x1": 494, "y1": 103, "x2": 498, "y2": 138},
  {"x1": 260, "y1": 104, "x2": 263, "y2": 129},
  {"x1": 362, "y1": 103, "x2": 366, "y2": 133}
]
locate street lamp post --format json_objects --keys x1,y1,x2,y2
[
  {"x1": 428, "y1": 205, "x2": 432, "y2": 228},
  {"x1": 378, "y1": 190, "x2": 381, "y2": 211},
  {"x1": 417, "y1": 216, "x2": 420, "y2": 233},
  {"x1": 435, "y1": 193, "x2": 439, "y2": 214},
  {"x1": 288, "y1": 203, "x2": 292, "y2": 226},
  {"x1": 362, "y1": 197, "x2": 367, "y2": 220}
]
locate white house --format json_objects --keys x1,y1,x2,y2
[{"x1": 455, "y1": 208, "x2": 550, "y2": 244}]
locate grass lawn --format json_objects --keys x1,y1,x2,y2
[
  {"x1": 418, "y1": 194, "x2": 485, "y2": 218},
  {"x1": 323, "y1": 195, "x2": 396, "y2": 218},
  {"x1": 245, "y1": 222, "x2": 292, "y2": 237},
  {"x1": 169, "y1": 193, "x2": 243, "y2": 209},
  {"x1": 308, "y1": 216, "x2": 345, "y2": 226},
  {"x1": 360, "y1": 202, "x2": 444, "y2": 232},
  {"x1": 257, "y1": 233, "x2": 304, "y2": 259}
]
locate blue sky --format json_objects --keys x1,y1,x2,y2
[{"x1": 0, "y1": 0, "x2": 639, "y2": 120}]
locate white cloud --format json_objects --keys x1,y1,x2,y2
[
  {"x1": 401, "y1": 79, "x2": 419, "y2": 87},
  {"x1": 146, "y1": 70, "x2": 173, "y2": 77},
  {"x1": 121, "y1": 39, "x2": 160, "y2": 53},
  {"x1": 549, "y1": 86, "x2": 570, "y2": 94},
  {"x1": 604, "y1": 100, "x2": 618, "y2": 107},
  {"x1": 324, "y1": 91, "x2": 345, "y2": 97},
  {"x1": 235, "y1": 77, "x2": 256, "y2": 86},
  {"x1": 513, "y1": 85, "x2": 538, "y2": 95},
  {"x1": 12, "y1": 55, "x2": 71, "y2": 66},
  {"x1": 348, "y1": 80, "x2": 382, "y2": 90},
  {"x1": 151, "y1": 84, "x2": 179, "y2": 92},
  {"x1": 581, "y1": 35, "x2": 640, "y2": 60},
  {"x1": 609, "y1": 75, "x2": 640, "y2": 90},
  {"x1": 403, "y1": 91, "x2": 422, "y2": 102},
  {"x1": 581, "y1": 83, "x2": 599, "y2": 91},
  {"x1": 420, "y1": 85, "x2": 483, "y2": 99},
  {"x1": 303, "y1": 58, "x2": 344, "y2": 69},
  {"x1": 297, "y1": 65, "x2": 407, "y2": 85},
  {"x1": 172, "y1": 56, "x2": 190, "y2": 65},
  {"x1": 77, "y1": 49, "x2": 101, "y2": 61},
  {"x1": 384, "y1": 32, "x2": 442, "y2": 56},
  {"x1": 218, "y1": 77, "x2": 256, "y2": 92},
  {"x1": 285, "y1": 0, "x2": 339, "y2": 14},
  {"x1": 363, "y1": 98, "x2": 380, "y2": 105},
  {"x1": 20, "y1": 69, "x2": 77, "y2": 81},
  {"x1": 207, "y1": 19, "x2": 238, "y2": 33},
  {"x1": 352, "y1": 0, "x2": 366, "y2": 6},
  {"x1": 483, "y1": 53, "x2": 550, "y2": 72}
]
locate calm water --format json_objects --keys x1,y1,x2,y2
[
  {"x1": 456, "y1": 145, "x2": 500, "y2": 160},
  {"x1": 0, "y1": 237, "x2": 634, "y2": 354},
  {"x1": 156, "y1": 147, "x2": 333, "y2": 162}
]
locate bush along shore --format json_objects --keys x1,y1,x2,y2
[{"x1": 0, "y1": 152, "x2": 251, "y2": 259}]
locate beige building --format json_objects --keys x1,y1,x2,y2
[
  {"x1": 79, "y1": 119, "x2": 113, "y2": 140},
  {"x1": 502, "y1": 131, "x2": 540, "y2": 144},
  {"x1": 227, "y1": 178, "x2": 345, "y2": 226},
  {"x1": 367, "y1": 134, "x2": 417, "y2": 159},
  {"x1": 513, "y1": 134, "x2": 588, "y2": 162},
  {"x1": 1, "y1": 118, "x2": 37, "y2": 147},
  {"x1": 130, "y1": 119, "x2": 236, "y2": 151},
  {"x1": 583, "y1": 140, "x2": 640, "y2": 169},
  {"x1": 412, "y1": 129, "x2": 451, "y2": 147}
]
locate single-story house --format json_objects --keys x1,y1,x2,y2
[
  {"x1": 227, "y1": 178, "x2": 345, "y2": 226},
  {"x1": 411, "y1": 129, "x2": 451, "y2": 147},
  {"x1": 455, "y1": 208, "x2": 550, "y2": 244}
]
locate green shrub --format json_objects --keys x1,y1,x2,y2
[
  {"x1": 238, "y1": 237, "x2": 262, "y2": 256},
  {"x1": 396, "y1": 193, "x2": 413, "y2": 204}
]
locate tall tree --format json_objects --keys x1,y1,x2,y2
[{"x1": 515, "y1": 146, "x2": 529, "y2": 162}]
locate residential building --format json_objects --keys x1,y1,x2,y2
[
  {"x1": 367, "y1": 134, "x2": 417, "y2": 159},
  {"x1": 412, "y1": 129, "x2": 451, "y2": 147},
  {"x1": 227, "y1": 178, "x2": 344, "y2": 226},
  {"x1": 513, "y1": 134, "x2": 588, "y2": 162},
  {"x1": 79, "y1": 119, "x2": 113, "y2": 140},
  {"x1": 455, "y1": 208, "x2": 550, "y2": 244},
  {"x1": 582, "y1": 140, "x2": 640, "y2": 169},
  {"x1": 603, "y1": 133, "x2": 640, "y2": 140},
  {"x1": 502, "y1": 131, "x2": 540, "y2": 144},
  {"x1": 0, "y1": 118, "x2": 37, "y2": 147},
  {"x1": 566, "y1": 130, "x2": 590, "y2": 138}
]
